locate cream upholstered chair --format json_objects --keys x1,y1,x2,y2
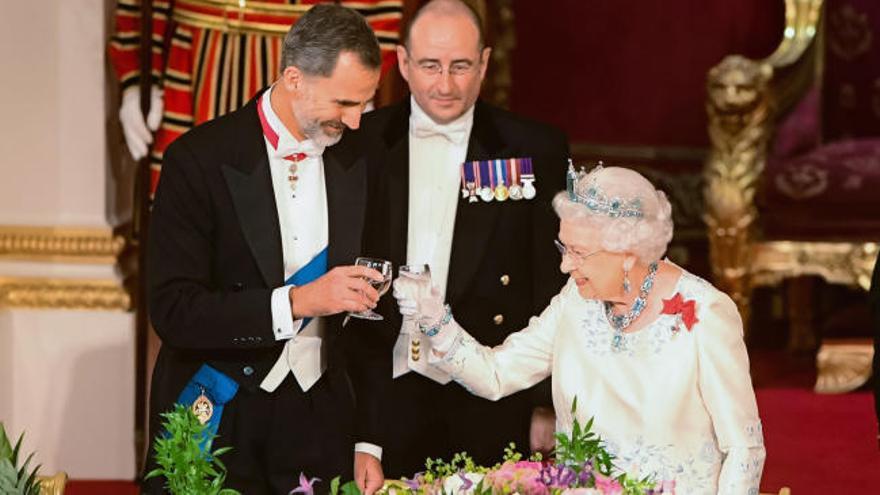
[
  {"x1": 38, "y1": 472, "x2": 67, "y2": 495},
  {"x1": 703, "y1": 0, "x2": 879, "y2": 393}
]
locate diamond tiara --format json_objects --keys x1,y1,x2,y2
[{"x1": 566, "y1": 161, "x2": 644, "y2": 219}]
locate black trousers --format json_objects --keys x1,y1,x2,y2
[
  {"x1": 381, "y1": 372, "x2": 533, "y2": 479},
  {"x1": 142, "y1": 366, "x2": 355, "y2": 495}
]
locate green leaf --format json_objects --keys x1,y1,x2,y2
[
  {"x1": 340, "y1": 480, "x2": 362, "y2": 495},
  {"x1": 0, "y1": 423, "x2": 13, "y2": 460},
  {"x1": 148, "y1": 404, "x2": 237, "y2": 495}
]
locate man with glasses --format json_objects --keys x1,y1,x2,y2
[{"x1": 346, "y1": 0, "x2": 569, "y2": 490}]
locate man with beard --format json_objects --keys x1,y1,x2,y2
[
  {"x1": 347, "y1": 0, "x2": 569, "y2": 490},
  {"x1": 144, "y1": 5, "x2": 384, "y2": 493}
]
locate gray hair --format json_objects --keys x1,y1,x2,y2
[
  {"x1": 552, "y1": 166, "x2": 674, "y2": 263},
  {"x1": 281, "y1": 4, "x2": 381, "y2": 76}
]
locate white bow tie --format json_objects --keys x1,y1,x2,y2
[
  {"x1": 411, "y1": 117, "x2": 470, "y2": 145},
  {"x1": 274, "y1": 138, "x2": 324, "y2": 162}
]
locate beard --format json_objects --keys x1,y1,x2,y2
[{"x1": 293, "y1": 105, "x2": 345, "y2": 148}]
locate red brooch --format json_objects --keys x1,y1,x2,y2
[{"x1": 661, "y1": 293, "x2": 699, "y2": 331}]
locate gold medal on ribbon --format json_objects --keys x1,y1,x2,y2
[
  {"x1": 494, "y1": 184, "x2": 509, "y2": 201},
  {"x1": 192, "y1": 388, "x2": 214, "y2": 425}
]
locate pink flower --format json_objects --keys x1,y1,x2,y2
[
  {"x1": 289, "y1": 473, "x2": 320, "y2": 495},
  {"x1": 593, "y1": 473, "x2": 623, "y2": 495},
  {"x1": 485, "y1": 461, "x2": 547, "y2": 495}
]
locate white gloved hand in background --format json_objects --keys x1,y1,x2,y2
[{"x1": 119, "y1": 86, "x2": 163, "y2": 160}]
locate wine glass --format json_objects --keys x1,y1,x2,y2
[{"x1": 348, "y1": 257, "x2": 392, "y2": 321}]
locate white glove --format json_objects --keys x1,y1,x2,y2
[
  {"x1": 392, "y1": 270, "x2": 445, "y2": 326},
  {"x1": 394, "y1": 272, "x2": 462, "y2": 356},
  {"x1": 119, "y1": 86, "x2": 163, "y2": 160}
]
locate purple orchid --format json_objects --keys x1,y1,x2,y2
[
  {"x1": 457, "y1": 471, "x2": 474, "y2": 490},
  {"x1": 402, "y1": 473, "x2": 423, "y2": 490},
  {"x1": 289, "y1": 472, "x2": 321, "y2": 495},
  {"x1": 540, "y1": 464, "x2": 578, "y2": 488}
]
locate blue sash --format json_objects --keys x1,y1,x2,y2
[
  {"x1": 173, "y1": 249, "x2": 327, "y2": 453},
  {"x1": 287, "y1": 247, "x2": 328, "y2": 331},
  {"x1": 175, "y1": 364, "x2": 239, "y2": 452}
]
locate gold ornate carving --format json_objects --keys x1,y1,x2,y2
[
  {"x1": 38, "y1": 472, "x2": 68, "y2": 495},
  {"x1": 751, "y1": 241, "x2": 878, "y2": 290},
  {"x1": 0, "y1": 278, "x2": 131, "y2": 311},
  {"x1": 814, "y1": 340, "x2": 874, "y2": 394},
  {"x1": 703, "y1": 0, "x2": 824, "y2": 333},
  {"x1": 704, "y1": 55, "x2": 773, "y2": 327},
  {"x1": 0, "y1": 226, "x2": 126, "y2": 263}
]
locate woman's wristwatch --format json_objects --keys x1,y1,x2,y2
[{"x1": 418, "y1": 304, "x2": 452, "y2": 337}]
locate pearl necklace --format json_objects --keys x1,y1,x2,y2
[{"x1": 606, "y1": 261, "x2": 659, "y2": 352}]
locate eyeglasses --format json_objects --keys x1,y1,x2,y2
[
  {"x1": 554, "y1": 239, "x2": 600, "y2": 264},
  {"x1": 413, "y1": 60, "x2": 481, "y2": 77}
]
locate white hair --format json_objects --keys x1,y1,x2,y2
[{"x1": 552, "y1": 166, "x2": 674, "y2": 263}]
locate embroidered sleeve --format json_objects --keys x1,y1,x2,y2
[
  {"x1": 695, "y1": 291, "x2": 766, "y2": 494},
  {"x1": 108, "y1": 0, "x2": 170, "y2": 92},
  {"x1": 424, "y1": 282, "x2": 572, "y2": 401}
]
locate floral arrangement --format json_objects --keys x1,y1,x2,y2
[
  {"x1": 312, "y1": 400, "x2": 674, "y2": 495},
  {"x1": 151, "y1": 400, "x2": 674, "y2": 495}
]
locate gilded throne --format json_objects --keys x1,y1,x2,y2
[{"x1": 704, "y1": 0, "x2": 880, "y2": 393}]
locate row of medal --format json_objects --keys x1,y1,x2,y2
[{"x1": 460, "y1": 158, "x2": 537, "y2": 203}]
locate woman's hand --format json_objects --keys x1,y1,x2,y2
[{"x1": 392, "y1": 271, "x2": 445, "y2": 325}]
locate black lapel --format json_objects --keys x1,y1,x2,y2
[
  {"x1": 384, "y1": 100, "x2": 412, "y2": 268},
  {"x1": 325, "y1": 131, "x2": 367, "y2": 269},
  {"x1": 446, "y1": 101, "x2": 511, "y2": 304},
  {"x1": 221, "y1": 93, "x2": 284, "y2": 288}
]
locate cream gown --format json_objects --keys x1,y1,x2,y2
[{"x1": 426, "y1": 270, "x2": 766, "y2": 495}]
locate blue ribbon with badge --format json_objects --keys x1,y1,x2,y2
[
  {"x1": 460, "y1": 157, "x2": 536, "y2": 203},
  {"x1": 174, "y1": 364, "x2": 239, "y2": 452},
  {"x1": 173, "y1": 248, "x2": 328, "y2": 453}
]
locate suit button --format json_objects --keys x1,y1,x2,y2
[
  {"x1": 500, "y1": 274, "x2": 510, "y2": 286},
  {"x1": 242, "y1": 366, "x2": 254, "y2": 376},
  {"x1": 493, "y1": 314, "x2": 504, "y2": 325},
  {"x1": 231, "y1": 282, "x2": 245, "y2": 292}
]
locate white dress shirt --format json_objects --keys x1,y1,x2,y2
[
  {"x1": 258, "y1": 87, "x2": 383, "y2": 461},
  {"x1": 259, "y1": 86, "x2": 329, "y2": 394},
  {"x1": 392, "y1": 97, "x2": 474, "y2": 381}
]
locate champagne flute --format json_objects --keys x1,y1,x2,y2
[{"x1": 348, "y1": 257, "x2": 392, "y2": 321}]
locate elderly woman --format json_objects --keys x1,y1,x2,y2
[{"x1": 393, "y1": 166, "x2": 765, "y2": 494}]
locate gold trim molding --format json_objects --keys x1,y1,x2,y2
[
  {"x1": 0, "y1": 226, "x2": 126, "y2": 264},
  {"x1": 0, "y1": 277, "x2": 131, "y2": 311},
  {"x1": 751, "y1": 241, "x2": 878, "y2": 290}
]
